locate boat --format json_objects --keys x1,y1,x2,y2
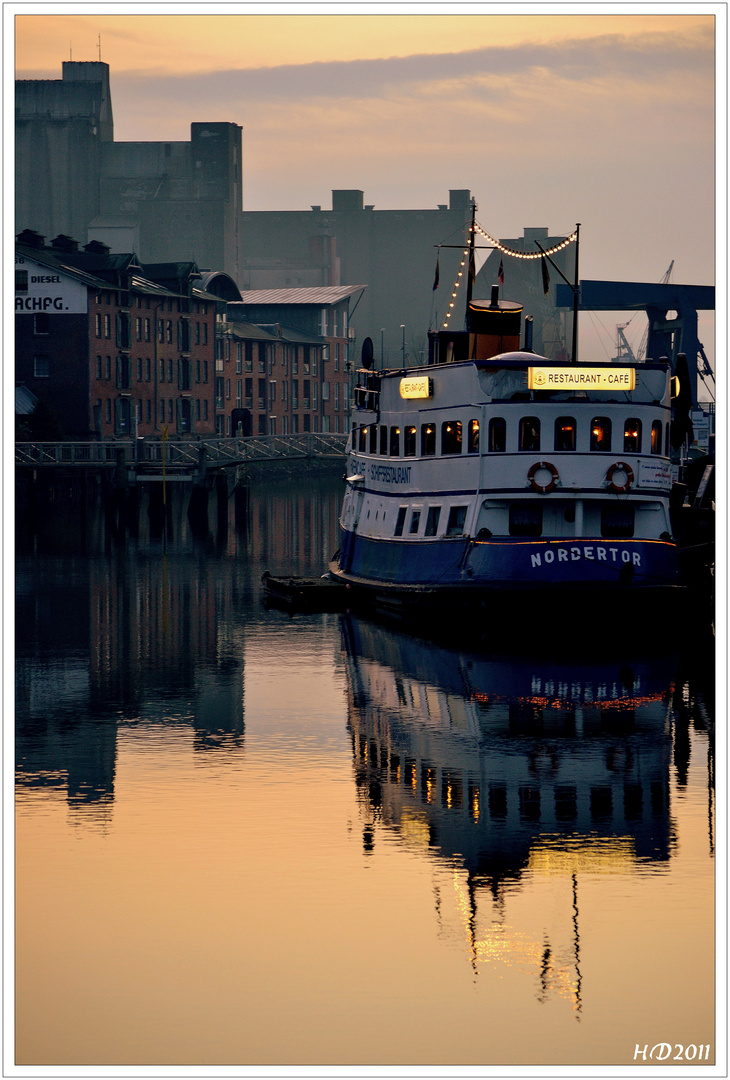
[{"x1": 329, "y1": 226, "x2": 685, "y2": 627}]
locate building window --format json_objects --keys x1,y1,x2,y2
[
  {"x1": 590, "y1": 417, "x2": 612, "y2": 452},
  {"x1": 160, "y1": 399, "x2": 165, "y2": 422},
  {"x1": 236, "y1": 380, "x2": 243, "y2": 405},
  {"x1": 116, "y1": 312, "x2": 130, "y2": 350},
  {"x1": 95, "y1": 313, "x2": 102, "y2": 337},
  {"x1": 195, "y1": 322, "x2": 201, "y2": 345},
  {"x1": 404, "y1": 426, "x2": 417, "y2": 456},
  {"x1": 137, "y1": 357, "x2": 144, "y2": 382},
  {"x1": 96, "y1": 355, "x2": 102, "y2": 379},
  {"x1": 158, "y1": 319, "x2": 165, "y2": 343},
  {"x1": 136, "y1": 317, "x2": 142, "y2": 341},
  {"x1": 146, "y1": 357, "x2": 152, "y2": 381},
  {"x1": 303, "y1": 379, "x2": 310, "y2": 409},
  {"x1": 555, "y1": 416, "x2": 576, "y2": 451},
  {"x1": 269, "y1": 380, "x2": 276, "y2": 403},
  {"x1": 441, "y1": 421, "x2": 462, "y2": 455},
  {"x1": 236, "y1": 342, "x2": 242, "y2": 373},
  {"x1": 146, "y1": 399, "x2": 152, "y2": 423},
  {"x1": 519, "y1": 417, "x2": 540, "y2": 452},
  {"x1": 106, "y1": 399, "x2": 112, "y2": 423},
  {"x1": 16, "y1": 269, "x2": 28, "y2": 291},
  {"x1": 33, "y1": 355, "x2": 50, "y2": 378},
  {"x1": 144, "y1": 318, "x2": 151, "y2": 342},
  {"x1": 292, "y1": 380, "x2": 299, "y2": 409},
  {"x1": 303, "y1": 414, "x2": 311, "y2": 432},
  {"x1": 116, "y1": 356, "x2": 131, "y2": 389},
  {"x1": 104, "y1": 314, "x2": 111, "y2": 338},
  {"x1": 292, "y1": 349, "x2": 299, "y2": 376},
  {"x1": 624, "y1": 418, "x2": 642, "y2": 453},
  {"x1": 258, "y1": 378, "x2": 267, "y2": 409},
  {"x1": 105, "y1": 356, "x2": 112, "y2": 380},
  {"x1": 203, "y1": 400, "x2": 209, "y2": 421},
  {"x1": 33, "y1": 313, "x2": 50, "y2": 335},
  {"x1": 166, "y1": 320, "x2": 173, "y2": 344},
  {"x1": 489, "y1": 417, "x2": 506, "y2": 452},
  {"x1": 203, "y1": 360, "x2": 208, "y2": 383},
  {"x1": 334, "y1": 382, "x2": 340, "y2": 411}
]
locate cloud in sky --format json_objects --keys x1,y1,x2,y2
[{"x1": 13, "y1": 11, "x2": 717, "y2": 292}]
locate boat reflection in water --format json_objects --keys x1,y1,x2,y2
[{"x1": 341, "y1": 614, "x2": 698, "y2": 1011}]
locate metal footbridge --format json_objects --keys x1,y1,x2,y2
[{"x1": 16, "y1": 433, "x2": 348, "y2": 476}]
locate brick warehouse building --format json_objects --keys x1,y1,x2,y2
[
  {"x1": 16, "y1": 232, "x2": 364, "y2": 441},
  {"x1": 225, "y1": 286, "x2": 364, "y2": 435},
  {"x1": 16, "y1": 230, "x2": 218, "y2": 439}
]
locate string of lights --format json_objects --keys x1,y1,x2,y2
[
  {"x1": 440, "y1": 222, "x2": 577, "y2": 328},
  {"x1": 474, "y1": 221, "x2": 578, "y2": 258}
]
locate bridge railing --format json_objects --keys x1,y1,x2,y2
[{"x1": 16, "y1": 433, "x2": 349, "y2": 468}]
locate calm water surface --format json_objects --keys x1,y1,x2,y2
[{"x1": 15, "y1": 478, "x2": 716, "y2": 1068}]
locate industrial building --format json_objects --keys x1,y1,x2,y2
[{"x1": 16, "y1": 61, "x2": 243, "y2": 280}]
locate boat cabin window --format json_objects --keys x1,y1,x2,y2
[
  {"x1": 379, "y1": 424, "x2": 388, "y2": 455},
  {"x1": 390, "y1": 426, "x2": 401, "y2": 456},
  {"x1": 651, "y1": 420, "x2": 662, "y2": 455},
  {"x1": 446, "y1": 505, "x2": 467, "y2": 536},
  {"x1": 624, "y1": 419, "x2": 641, "y2": 453},
  {"x1": 554, "y1": 416, "x2": 576, "y2": 451},
  {"x1": 394, "y1": 506, "x2": 408, "y2": 536},
  {"x1": 601, "y1": 504, "x2": 635, "y2": 538},
  {"x1": 468, "y1": 419, "x2": 480, "y2": 454},
  {"x1": 590, "y1": 417, "x2": 612, "y2": 452},
  {"x1": 409, "y1": 509, "x2": 422, "y2": 534},
  {"x1": 369, "y1": 424, "x2": 378, "y2": 454},
  {"x1": 358, "y1": 426, "x2": 368, "y2": 453},
  {"x1": 509, "y1": 503, "x2": 542, "y2": 537},
  {"x1": 488, "y1": 417, "x2": 506, "y2": 453},
  {"x1": 519, "y1": 417, "x2": 540, "y2": 452},
  {"x1": 441, "y1": 421, "x2": 462, "y2": 455},
  {"x1": 404, "y1": 426, "x2": 417, "y2": 457},
  {"x1": 425, "y1": 506, "x2": 442, "y2": 536},
  {"x1": 421, "y1": 424, "x2": 436, "y2": 456}
]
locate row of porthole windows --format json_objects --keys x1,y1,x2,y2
[{"x1": 354, "y1": 417, "x2": 668, "y2": 457}]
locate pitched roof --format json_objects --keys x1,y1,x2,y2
[{"x1": 235, "y1": 285, "x2": 365, "y2": 306}]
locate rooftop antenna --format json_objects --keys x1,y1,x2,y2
[{"x1": 98, "y1": 34, "x2": 102, "y2": 61}]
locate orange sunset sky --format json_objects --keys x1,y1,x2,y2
[{"x1": 10, "y1": 6, "x2": 721, "y2": 361}]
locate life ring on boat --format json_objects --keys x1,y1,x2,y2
[
  {"x1": 527, "y1": 461, "x2": 559, "y2": 494},
  {"x1": 606, "y1": 461, "x2": 635, "y2": 493}
]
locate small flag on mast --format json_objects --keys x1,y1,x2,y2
[
  {"x1": 432, "y1": 254, "x2": 440, "y2": 291},
  {"x1": 498, "y1": 259, "x2": 504, "y2": 286},
  {"x1": 541, "y1": 255, "x2": 550, "y2": 295}
]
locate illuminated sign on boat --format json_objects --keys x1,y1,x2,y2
[
  {"x1": 528, "y1": 367, "x2": 636, "y2": 391},
  {"x1": 399, "y1": 376, "x2": 433, "y2": 399}
]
